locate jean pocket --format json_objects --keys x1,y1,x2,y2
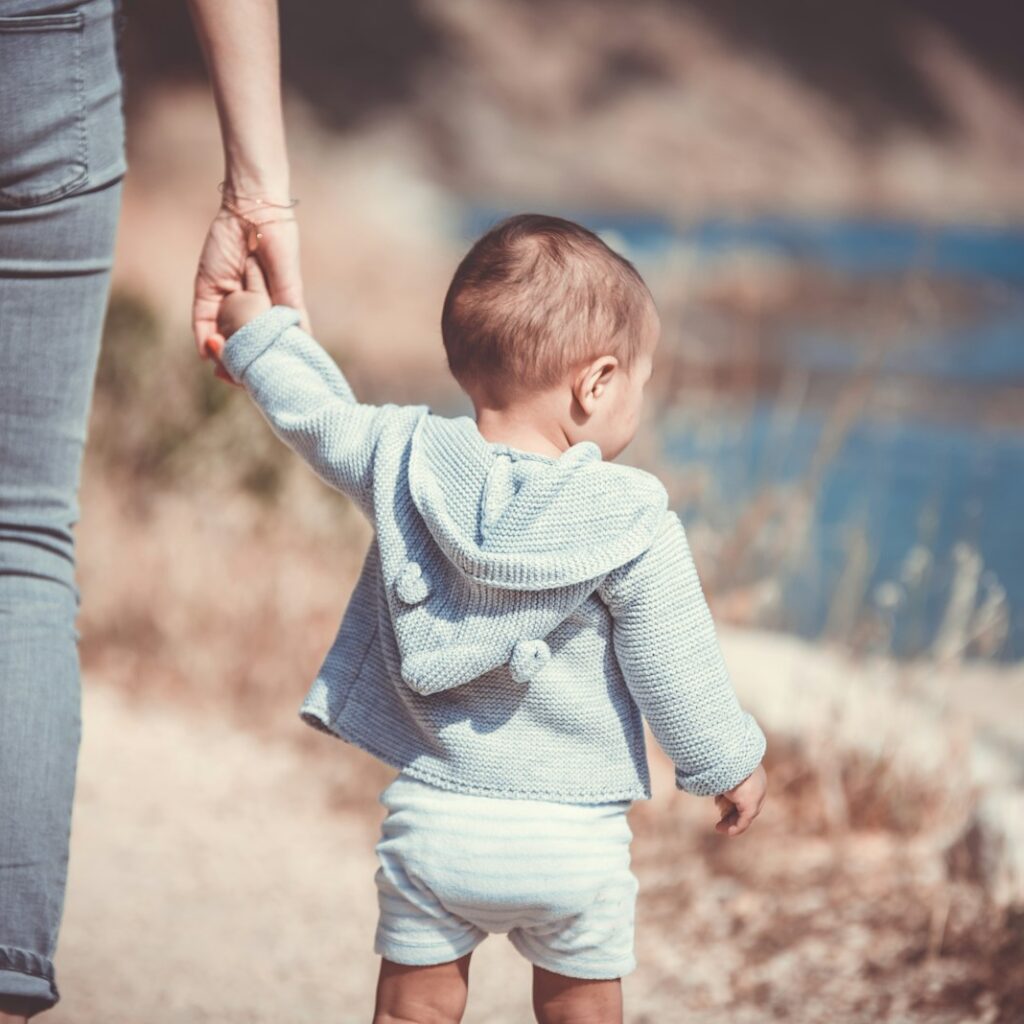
[{"x1": 0, "y1": 8, "x2": 88, "y2": 209}]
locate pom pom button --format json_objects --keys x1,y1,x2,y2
[
  {"x1": 509, "y1": 639, "x2": 551, "y2": 683},
  {"x1": 395, "y1": 561, "x2": 430, "y2": 605}
]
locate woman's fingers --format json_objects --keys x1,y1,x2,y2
[
  {"x1": 191, "y1": 213, "x2": 307, "y2": 360},
  {"x1": 245, "y1": 255, "x2": 269, "y2": 294},
  {"x1": 203, "y1": 333, "x2": 240, "y2": 386},
  {"x1": 193, "y1": 289, "x2": 221, "y2": 359},
  {"x1": 191, "y1": 214, "x2": 248, "y2": 357},
  {"x1": 257, "y1": 220, "x2": 311, "y2": 329}
]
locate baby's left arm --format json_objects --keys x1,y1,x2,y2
[{"x1": 207, "y1": 263, "x2": 392, "y2": 515}]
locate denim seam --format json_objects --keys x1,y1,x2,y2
[
  {"x1": 0, "y1": 10, "x2": 89, "y2": 209},
  {"x1": 0, "y1": 959, "x2": 59, "y2": 1010},
  {"x1": 0, "y1": 948, "x2": 56, "y2": 984},
  {"x1": 0, "y1": 966, "x2": 54, "y2": 982}
]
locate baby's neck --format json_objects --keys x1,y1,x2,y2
[{"x1": 474, "y1": 404, "x2": 570, "y2": 459}]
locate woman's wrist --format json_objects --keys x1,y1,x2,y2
[
  {"x1": 222, "y1": 177, "x2": 291, "y2": 204},
  {"x1": 222, "y1": 159, "x2": 291, "y2": 203}
]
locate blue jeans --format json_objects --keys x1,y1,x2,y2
[{"x1": 0, "y1": 0, "x2": 126, "y2": 1014}]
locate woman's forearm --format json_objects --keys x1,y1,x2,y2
[{"x1": 186, "y1": 0, "x2": 290, "y2": 197}]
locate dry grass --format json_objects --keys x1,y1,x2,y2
[
  {"x1": 623, "y1": 731, "x2": 1024, "y2": 1022},
  {"x1": 78, "y1": 474, "x2": 368, "y2": 729}
]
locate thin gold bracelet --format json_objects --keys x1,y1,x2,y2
[
  {"x1": 217, "y1": 181, "x2": 298, "y2": 209},
  {"x1": 217, "y1": 182, "x2": 299, "y2": 253}
]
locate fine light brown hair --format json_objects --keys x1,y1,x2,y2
[{"x1": 441, "y1": 214, "x2": 654, "y2": 403}]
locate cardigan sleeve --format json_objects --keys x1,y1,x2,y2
[
  {"x1": 599, "y1": 510, "x2": 766, "y2": 797},
  {"x1": 220, "y1": 304, "x2": 390, "y2": 515}
]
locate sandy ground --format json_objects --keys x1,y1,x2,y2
[
  {"x1": 46, "y1": 661, "x2": 1024, "y2": 1024},
  {"x1": 49, "y1": 684, "x2": 543, "y2": 1024}
]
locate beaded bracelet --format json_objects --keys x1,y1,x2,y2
[{"x1": 216, "y1": 181, "x2": 300, "y2": 254}]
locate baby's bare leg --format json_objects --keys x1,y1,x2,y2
[
  {"x1": 532, "y1": 966, "x2": 623, "y2": 1024},
  {"x1": 372, "y1": 954, "x2": 473, "y2": 1024}
]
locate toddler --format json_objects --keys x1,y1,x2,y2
[{"x1": 207, "y1": 214, "x2": 767, "y2": 1024}]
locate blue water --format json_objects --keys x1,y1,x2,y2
[
  {"x1": 666, "y1": 410, "x2": 1024, "y2": 660},
  {"x1": 669, "y1": 217, "x2": 1024, "y2": 284},
  {"x1": 462, "y1": 209, "x2": 1024, "y2": 660},
  {"x1": 466, "y1": 208, "x2": 1024, "y2": 286},
  {"x1": 782, "y1": 314, "x2": 1024, "y2": 383},
  {"x1": 464, "y1": 208, "x2": 1024, "y2": 283}
]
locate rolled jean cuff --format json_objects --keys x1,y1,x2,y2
[{"x1": 0, "y1": 946, "x2": 59, "y2": 1016}]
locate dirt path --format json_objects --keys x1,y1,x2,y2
[
  {"x1": 47, "y1": 668, "x2": 1022, "y2": 1023},
  {"x1": 50, "y1": 684, "x2": 537, "y2": 1023}
]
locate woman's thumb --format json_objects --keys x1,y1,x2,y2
[{"x1": 244, "y1": 255, "x2": 269, "y2": 295}]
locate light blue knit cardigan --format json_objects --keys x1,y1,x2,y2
[{"x1": 222, "y1": 306, "x2": 766, "y2": 803}]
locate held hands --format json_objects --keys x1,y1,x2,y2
[
  {"x1": 218, "y1": 256, "x2": 273, "y2": 337},
  {"x1": 204, "y1": 257, "x2": 273, "y2": 382},
  {"x1": 714, "y1": 763, "x2": 767, "y2": 837},
  {"x1": 193, "y1": 198, "x2": 309, "y2": 381}
]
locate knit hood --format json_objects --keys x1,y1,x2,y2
[{"x1": 387, "y1": 413, "x2": 668, "y2": 695}]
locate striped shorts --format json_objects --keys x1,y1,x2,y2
[{"x1": 373, "y1": 773, "x2": 639, "y2": 980}]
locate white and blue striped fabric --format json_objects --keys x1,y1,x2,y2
[{"x1": 373, "y1": 773, "x2": 640, "y2": 979}]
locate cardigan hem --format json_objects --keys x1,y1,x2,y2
[
  {"x1": 299, "y1": 706, "x2": 652, "y2": 805},
  {"x1": 673, "y1": 714, "x2": 768, "y2": 797},
  {"x1": 222, "y1": 305, "x2": 301, "y2": 381}
]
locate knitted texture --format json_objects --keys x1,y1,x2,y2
[{"x1": 222, "y1": 306, "x2": 767, "y2": 802}]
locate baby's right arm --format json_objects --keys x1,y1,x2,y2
[{"x1": 600, "y1": 510, "x2": 767, "y2": 830}]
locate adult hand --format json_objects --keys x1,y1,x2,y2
[{"x1": 191, "y1": 208, "x2": 309, "y2": 379}]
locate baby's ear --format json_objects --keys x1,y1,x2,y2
[{"x1": 574, "y1": 354, "x2": 619, "y2": 413}]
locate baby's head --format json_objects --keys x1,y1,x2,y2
[{"x1": 442, "y1": 214, "x2": 659, "y2": 460}]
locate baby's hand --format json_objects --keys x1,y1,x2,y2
[
  {"x1": 203, "y1": 257, "x2": 272, "y2": 383},
  {"x1": 216, "y1": 256, "x2": 273, "y2": 340},
  {"x1": 714, "y1": 763, "x2": 767, "y2": 837}
]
